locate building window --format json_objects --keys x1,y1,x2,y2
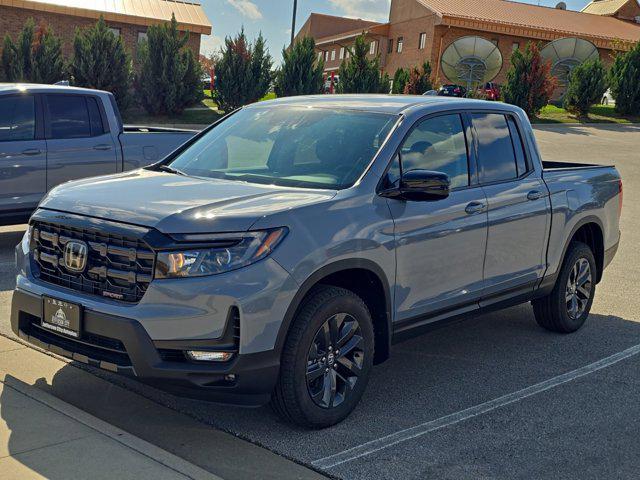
[
  {"x1": 346, "y1": 47, "x2": 350, "y2": 59},
  {"x1": 318, "y1": 51, "x2": 323, "y2": 62},
  {"x1": 331, "y1": 49, "x2": 336, "y2": 61},
  {"x1": 108, "y1": 27, "x2": 120, "y2": 37},
  {"x1": 324, "y1": 51, "x2": 329, "y2": 62},
  {"x1": 419, "y1": 32, "x2": 427, "y2": 49},
  {"x1": 388, "y1": 39, "x2": 394, "y2": 54},
  {"x1": 339, "y1": 46, "x2": 345, "y2": 59},
  {"x1": 369, "y1": 40, "x2": 377, "y2": 55},
  {"x1": 512, "y1": 42, "x2": 520, "y2": 51},
  {"x1": 397, "y1": 37, "x2": 403, "y2": 53},
  {"x1": 137, "y1": 31, "x2": 148, "y2": 43}
]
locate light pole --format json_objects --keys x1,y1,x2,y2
[{"x1": 290, "y1": 0, "x2": 298, "y2": 46}]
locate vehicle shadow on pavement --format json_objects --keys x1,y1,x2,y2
[{"x1": 21, "y1": 306, "x2": 640, "y2": 480}]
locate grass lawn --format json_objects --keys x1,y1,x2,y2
[{"x1": 532, "y1": 104, "x2": 640, "y2": 124}]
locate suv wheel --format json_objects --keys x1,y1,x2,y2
[
  {"x1": 532, "y1": 241, "x2": 596, "y2": 333},
  {"x1": 271, "y1": 286, "x2": 374, "y2": 428}
]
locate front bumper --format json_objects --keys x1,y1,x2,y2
[{"x1": 11, "y1": 289, "x2": 279, "y2": 406}]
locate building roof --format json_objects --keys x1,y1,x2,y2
[
  {"x1": 295, "y1": 13, "x2": 381, "y2": 45},
  {"x1": 417, "y1": 0, "x2": 640, "y2": 43},
  {"x1": 0, "y1": 0, "x2": 212, "y2": 34},
  {"x1": 581, "y1": 0, "x2": 630, "y2": 15},
  {"x1": 315, "y1": 23, "x2": 390, "y2": 46}
]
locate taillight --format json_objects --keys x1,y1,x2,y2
[{"x1": 618, "y1": 179, "x2": 623, "y2": 218}]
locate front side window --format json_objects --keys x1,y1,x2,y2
[
  {"x1": 47, "y1": 95, "x2": 91, "y2": 139},
  {"x1": 0, "y1": 95, "x2": 35, "y2": 142},
  {"x1": 168, "y1": 106, "x2": 398, "y2": 190},
  {"x1": 399, "y1": 114, "x2": 469, "y2": 189},
  {"x1": 472, "y1": 113, "x2": 518, "y2": 183}
]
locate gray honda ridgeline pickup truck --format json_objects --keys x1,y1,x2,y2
[{"x1": 11, "y1": 95, "x2": 622, "y2": 428}]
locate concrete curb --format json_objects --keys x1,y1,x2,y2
[{"x1": 2, "y1": 375, "x2": 223, "y2": 480}]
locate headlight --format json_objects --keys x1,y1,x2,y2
[{"x1": 154, "y1": 228, "x2": 288, "y2": 279}]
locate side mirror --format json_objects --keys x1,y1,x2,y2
[{"x1": 399, "y1": 169, "x2": 450, "y2": 201}]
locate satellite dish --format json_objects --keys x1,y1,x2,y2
[
  {"x1": 541, "y1": 37, "x2": 599, "y2": 86},
  {"x1": 555, "y1": 2, "x2": 567, "y2": 9},
  {"x1": 440, "y1": 36, "x2": 503, "y2": 89}
]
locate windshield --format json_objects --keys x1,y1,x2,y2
[{"x1": 167, "y1": 106, "x2": 398, "y2": 189}]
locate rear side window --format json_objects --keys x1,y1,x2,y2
[
  {"x1": 87, "y1": 97, "x2": 105, "y2": 136},
  {"x1": 399, "y1": 114, "x2": 469, "y2": 189},
  {"x1": 47, "y1": 95, "x2": 91, "y2": 139},
  {"x1": 506, "y1": 116, "x2": 528, "y2": 176},
  {"x1": 0, "y1": 96, "x2": 35, "y2": 142},
  {"x1": 472, "y1": 113, "x2": 517, "y2": 183}
]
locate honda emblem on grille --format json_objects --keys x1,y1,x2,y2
[{"x1": 63, "y1": 240, "x2": 88, "y2": 273}]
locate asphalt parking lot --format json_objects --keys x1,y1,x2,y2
[{"x1": 1, "y1": 123, "x2": 639, "y2": 479}]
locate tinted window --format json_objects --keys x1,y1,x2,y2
[
  {"x1": 0, "y1": 96, "x2": 35, "y2": 142},
  {"x1": 399, "y1": 114, "x2": 469, "y2": 189},
  {"x1": 87, "y1": 97, "x2": 105, "y2": 136},
  {"x1": 472, "y1": 113, "x2": 517, "y2": 182},
  {"x1": 506, "y1": 116, "x2": 528, "y2": 176},
  {"x1": 47, "y1": 95, "x2": 90, "y2": 139}
]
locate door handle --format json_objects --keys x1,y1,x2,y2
[
  {"x1": 21, "y1": 148, "x2": 41, "y2": 156},
  {"x1": 465, "y1": 201, "x2": 485, "y2": 214},
  {"x1": 93, "y1": 144, "x2": 112, "y2": 151},
  {"x1": 527, "y1": 190, "x2": 544, "y2": 201}
]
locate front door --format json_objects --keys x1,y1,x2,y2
[
  {"x1": 0, "y1": 94, "x2": 47, "y2": 216},
  {"x1": 470, "y1": 112, "x2": 551, "y2": 302},
  {"x1": 44, "y1": 94, "x2": 117, "y2": 190},
  {"x1": 385, "y1": 113, "x2": 488, "y2": 324}
]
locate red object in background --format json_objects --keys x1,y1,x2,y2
[
  {"x1": 330, "y1": 72, "x2": 335, "y2": 94},
  {"x1": 482, "y1": 82, "x2": 501, "y2": 100}
]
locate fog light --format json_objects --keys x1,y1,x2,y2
[{"x1": 185, "y1": 351, "x2": 234, "y2": 362}]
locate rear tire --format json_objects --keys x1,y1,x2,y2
[
  {"x1": 271, "y1": 286, "x2": 374, "y2": 428},
  {"x1": 532, "y1": 241, "x2": 596, "y2": 333}
]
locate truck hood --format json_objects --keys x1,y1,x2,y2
[{"x1": 39, "y1": 169, "x2": 337, "y2": 233}]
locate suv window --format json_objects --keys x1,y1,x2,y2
[
  {"x1": 87, "y1": 97, "x2": 105, "y2": 136},
  {"x1": 47, "y1": 95, "x2": 93, "y2": 139},
  {"x1": 472, "y1": 113, "x2": 518, "y2": 183},
  {"x1": 399, "y1": 114, "x2": 469, "y2": 189},
  {"x1": 0, "y1": 96, "x2": 35, "y2": 142}
]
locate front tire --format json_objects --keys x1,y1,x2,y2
[
  {"x1": 532, "y1": 241, "x2": 596, "y2": 333},
  {"x1": 271, "y1": 286, "x2": 374, "y2": 428}
]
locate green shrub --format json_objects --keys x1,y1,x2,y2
[
  {"x1": 274, "y1": 36, "x2": 323, "y2": 97},
  {"x1": 503, "y1": 42, "x2": 556, "y2": 117},
  {"x1": 392, "y1": 68, "x2": 409, "y2": 94},
  {"x1": 214, "y1": 30, "x2": 273, "y2": 112},
  {"x1": 337, "y1": 33, "x2": 386, "y2": 94},
  {"x1": 563, "y1": 58, "x2": 607, "y2": 118},
  {"x1": 136, "y1": 15, "x2": 203, "y2": 115},
  {"x1": 403, "y1": 61, "x2": 432, "y2": 94},
  {"x1": 71, "y1": 17, "x2": 132, "y2": 108},
  {"x1": 609, "y1": 42, "x2": 640, "y2": 116}
]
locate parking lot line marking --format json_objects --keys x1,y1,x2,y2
[{"x1": 312, "y1": 343, "x2": 640, "y2": 470}]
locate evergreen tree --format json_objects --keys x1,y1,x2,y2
[
  {"x1": 392, "y1": 67, "x2": 409, "y2": 94},
  {"x1": 337, "y1": 33, "x2": 385, "y2": 94},
  {"x1": 563, "y1": 58, "x2": 607, "y2": 118},
  {"x1": 17, "y1": 18, "x2": 35, "y2": 81},
  {"x1": 503, "y1": 42, "x2": 556, "y2": 117},
  {"x1": 1, "y1": 35, "x2": 20, "y2": 81},
  {"x1": 214, "y1": 29, "x2": 273, "y2": 111},
  {"x1": 136, "y1": 15, "x2": 203, "y2": 115},
  {"x1": 274, "y1": 36, "x2": 324, "y2": 97},
  {"x1": 403, "y1": 61, "x2": 432, "y2": 94},
  {"x1": 32, "y1": 22, "x2": 65, "y2": 84},
  {"x1": 71, "y1": 17, "x2": 132, "y2": 107},
  {"x1": 609, "y1": 42, "x2": 640, "y2": 116}
]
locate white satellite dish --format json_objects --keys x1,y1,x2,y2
[
  {"x1": 440, "y1": 36, "x2": 503, "y2": 89},
  {"x1": 540, "y1": 37, "x2": 599, "y2": 86}
]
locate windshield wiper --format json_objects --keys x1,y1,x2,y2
[{"x1": 156, "y1": 165, "x2": 186, "y2": 176}]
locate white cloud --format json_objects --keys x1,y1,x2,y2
[
  {"x1": 200, "y1": 34, "x2": 224, "y2": 57},
  {"x1": 226, "y1": 0, "x2": 263, "y2": 20},
  {"x1": 328, "y1": 0, "x2": 391, "y2": 22}
]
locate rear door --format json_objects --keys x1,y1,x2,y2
[
  {"x1": 0, "y1": 94, "x2": 47, "y2": 216},
  {"x1": 44, "y1": 94, "x2": 117, "y2": 189},
  {"x1": 470, "y1": 112, "x2": 551, "y2": 302}
]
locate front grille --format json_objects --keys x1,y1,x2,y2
[{"x1": 31, "y1": 220, "x2": 154, "y2": 303}]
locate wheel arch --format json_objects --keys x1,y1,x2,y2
[
  {"x1": 562, "y1": 216, "x2": 605, "y2": 283},
  {"x1": 276, "y1": 260, "x2": 393, "y2": 365}
]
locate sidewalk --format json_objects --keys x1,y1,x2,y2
[{"x1": 0, "y1": 338, "x2": 220, "y2": 480}]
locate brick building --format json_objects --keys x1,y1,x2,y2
[
  {"x1": 0, "y1": 0, "x2": 211, "y2": 62},
  {"x1": 296, "y1": 0, "x2": 640, "y2": 92}
]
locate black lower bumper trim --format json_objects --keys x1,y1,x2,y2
[{"x1": 10, "y1": 289, "x2": 280, "y2": 407}]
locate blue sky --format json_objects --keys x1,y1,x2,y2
[{"x1": 199, "y1": 0, "x2": 593, "y2": 64}]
